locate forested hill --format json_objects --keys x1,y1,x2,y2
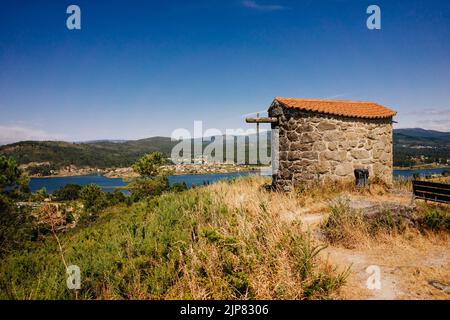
[
  {"x1": 393, "y1": 128, "x2": 450, "y2": 166},
  {"x1": 0, "y1": 128, "x2": 449, "y2": 169},
  {"x1": 0, "y1": 137, "x2": 177, "y2": 169}
]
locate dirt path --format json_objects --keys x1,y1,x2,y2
[
  {"x1": 324, "y1": 247, "x2": 402, "y2": 299},
  {"x1": 322, "y1": 240, "x2": 450, "y2": 300},
  {"x1": 284, "y1": 196, "x2": 450, "y2": 300}
]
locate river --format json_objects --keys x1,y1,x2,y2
[
  {"x1": 29, "y1": 171, "x2": 260, "y2": 193},
  {"x1": 29, "y1": 168, "x2": 448, "y2": 194}
]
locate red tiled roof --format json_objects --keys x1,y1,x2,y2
[{"x1": 273, "y1": 97, "x2": 396, "y2": 119}]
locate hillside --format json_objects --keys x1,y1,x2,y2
[
  {"x1": 0, "y1": 177, "x2": 346, "y2": 299},
  {"x1": 393, "y1": 128, "x2": 450, "y2": 167},
  {"x1": 395, "y1": 128, "x2": 450, "y2": 140},
  {"x1": 0, "y1": 177, "x2": 448, "y2": 299},
  {"x1": 0, "y1": 137, "x2": 178, "y2": 169},
  {"x1": 0, "y1": 129, "x2": 449, "y2": 169}
]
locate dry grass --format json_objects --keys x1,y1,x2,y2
[
  {"x1": 2, "y1": 175, "x2": 448, "y2": 300},
  {"x1": 199, "y1": 176, "x2": 450, "y2": 300},
  {"x1": 427, "y1": 176, "x2": 450, "y2": 184},
  {"x1": 166, "y1": 177, "x2": 349, "y2": 299}
]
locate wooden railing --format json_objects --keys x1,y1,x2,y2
[{"x1": 412, "y1": 180, "x2": 450, "y2": 204}]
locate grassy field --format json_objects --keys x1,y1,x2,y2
[{"x1": 0, "y1": 176, "x2": 448, "y2": 300}]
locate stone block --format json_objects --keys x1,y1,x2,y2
[
  {"x1": 335, "y1": 163, "x2": 353, "y2": 176},
  {"x1": 317, "y1": 121, "x2": 337, "y2": 131},
  {"x1": 351, "y1": 149, "x2": 370, "y2": 159}
]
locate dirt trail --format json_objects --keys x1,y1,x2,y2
[
  {"x1": 284, "y1": 195, "x2": 450, "y2": 300},
  {"x1": 324, "y1": 247, "x2": 402, "y2": 299},
  {"x1": 324, "y1": 243, "x2": 450, "y2": 300}
]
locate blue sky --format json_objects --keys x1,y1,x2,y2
[{"x1": 0, "y1": 0, "x2": 449, "y2": 144}]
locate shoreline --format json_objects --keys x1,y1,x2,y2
[
  {"x1": 30, "y1": 168, "x2": 263, "y2": 179},
  {"x1": 29, "y1": 165, "x2": 450, "y2": 179},
  {"x1": 393, "y1": 165, "x2": 450, "y2": 171}
]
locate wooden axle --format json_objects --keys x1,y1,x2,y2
[{"x1": 245, "y1": 117, "x2": 278, "y2": 124}]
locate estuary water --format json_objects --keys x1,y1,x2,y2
[
  {"x1": 29, "y1": 171, "x2": 259, "y2": 193},
  {"x1": 29, "y1": 168, "x2": 448, "y2": 193}
]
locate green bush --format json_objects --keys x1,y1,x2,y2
[
  {"x1": 368, "y1": 209, "x2": 408, "y2": 235},
  {"x1": 132, "y1": 152, "x2": 166, "y2": 177},
  {"x1": 127, "y1": 152, "x2": 171, "y2": 201},
  {"x1": 127, "y1": 175, "x2": 170, "y2": 201},
  {"x1": 106, "y1": 188, "x2": 127, "y2": 206},
  {"x1": 0, "y1": 156, "x2": 30, "y2": 199},
  {"x1": 171, "y1": 182, "x2": 188, "y2": 193},
  {"x1": 31, "y1": 188, "x2": 48, "y2": 202},
  {"x1": 53, "y1": 184, "x2": 82, "y2": 201},
  {"x1": 79, "y1": 184, "x2": 108, "y2": 214},
  {"x1": 322, "y1": 199, "x2": 413, "y2": 247},
  {"x1": 0, "y1": 156, "x2": 33, "y2": 255},
  {"x1": 419, "y1": 205, "x2": 450, "y2": 231}
]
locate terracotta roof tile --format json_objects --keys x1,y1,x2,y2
[{"x1": 273, "y1": 97, "x2": 396, "y2": 119}]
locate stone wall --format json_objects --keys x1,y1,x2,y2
[{"x1": 269, "y1": 105, "x2": 393, "y2": 190}]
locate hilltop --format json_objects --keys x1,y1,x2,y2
[{"x1": 0, "y1": 176, "x2": 448, "y2": 299}]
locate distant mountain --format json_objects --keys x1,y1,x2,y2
[
  {"x1": 394, "y1": 128, "x2": 450, "y2": 140},
  {"x1": 393, "y1": 128, "x2": 450, "y2": 148},
  {"x1": 0, "y1": 128, "x2": 448, "y2": 169},
  {"x1": 79, "y1": 139, "x2": 129, "y2": 144}
]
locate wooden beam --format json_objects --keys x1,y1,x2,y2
[{"x1": 245, "y1": 117, "x2": 278, "y2": 124}]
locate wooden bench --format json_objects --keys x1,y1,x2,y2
[{"x1": 412, "y1": 180, "x2": 450, "y2": 204}]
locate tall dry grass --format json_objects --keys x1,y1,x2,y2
[
  {"x1": 0, "y1": 177, "x2": 349, "y2": 300},
  {"x1": 321, "y1": 195, "x2": 450, "y2": 250},
  {"x1": 166, "y1": 177, "x2": 349, "y2": 299}
]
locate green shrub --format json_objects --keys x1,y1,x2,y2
[
  {"x1": 132, "y1": 152, "x2": 166, "y2": 177},
  {"x1": 53, "y1": 184, "x2": 82, "y2": 201},
  {"x1": 322, "y1": 199, "x2": 413, "y2": 247},
  {"x1": 419, "y1": 205, "x2": 450, "y2": 231},
  {"x1": 292, "y1": 234, "x2": 327, "y2": 280},
  {"x1": 31, "y1": 187, "x2": 48, "y2": 202},
  {"x1": 171, "y1": 182, "x2": 188, "y2": 193},
  {"x1": 127, "y1": 152, "x2": 172, "y2": 201},
  {"x1": 106, "y1": 188, "x2": 127, "y2": 206},
  {"x1": 0, "y1": 194, "x2": 34, "y2": 256},
  {"x1": 322, "y1": 199, "x2": 364, "y2": 245},
  {"x1": 0, "y1": 156, "x2": 33, "y2": 254},
  {"x1": 79, "y1": 184, "x2": 108, "y2": 214},
  {"x1": 225, "y1": 271, "x2": 250, "y2": 296},
  {"x1": 289, "y1": 232, "x2": 349, "y2": 299},
  {"x1": 0, "y1": 156, "x2": 30, "y2": 199},
  {"x1": 127, "y1": 176, "x2": 170, "y2": 201},
  {"x1": 302, "y1": 269, "x2": 350, "y2": 299},
  {"x1": 368, "y1": 209, "x2": 408, "y2": 235}
]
